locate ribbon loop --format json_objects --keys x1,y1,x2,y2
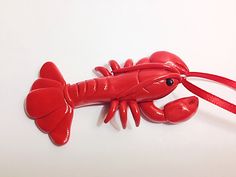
[{"x1": 181, "y1": 72, "x2": 236, "y2": 114}]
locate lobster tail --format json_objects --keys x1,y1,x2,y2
[{"x1": 25, "y1": 62, "x2": 74, "y2": 146}]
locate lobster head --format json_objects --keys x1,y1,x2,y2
[
  {"x1": 128, "y1": 51, "x2": 190, "y2": 101},
  {"x1": 139, "y1": 51, "x2": 236, "y2": 123}
]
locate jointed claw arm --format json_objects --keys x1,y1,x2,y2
[{"x1": 140, "y1": 96, "x2": 199, "y2": 124}]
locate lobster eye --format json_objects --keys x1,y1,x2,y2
[{"x1": 166, "y1": 78, "x2": 174, "y2": 86}]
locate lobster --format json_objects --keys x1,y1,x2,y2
[{"x1": 25, "y1": 51, "x2": 236, "y2": 146}]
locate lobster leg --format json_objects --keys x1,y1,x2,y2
[
  {"x1": 104, "y1": 100, "x2": 141, "y2": 128},
  {"x1": 104, "y1": 100, "x2": 119, "y2": 123},
  {"x1": 128, "y1": 101, "x2": 141, "y2": 127},
  {"x1": 110, "y1": 59, "x2": 134, "y2": 73},
  {"x1": 96, "y1": 59, "x2": 135, "y2": 78},
  {"x1": 104, "y1": 100, "x2": 140, "y2": 128},
  {"x1": 95, "y1": 66, "x2": 112, "y2": 76},
  {"x1": 139, "y1": 96, "x2": 199, "y2": 124},
  {"x1": 119, "y1": 101, "x2": 128, "y2": 129},
  {"x1": 124, "y1": 59, "x2": 133, "y2": 67},
  {"x1": 109, "y1": 60, "x2": 121, "y2": 71}
]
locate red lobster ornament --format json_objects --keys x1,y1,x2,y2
[{"x1": 25, "y1": 51, "x2": 236, "y2": 146}]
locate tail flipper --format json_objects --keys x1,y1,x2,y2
[{"x1": 25, "y1": 62, "x2": 74, "y2": 146}]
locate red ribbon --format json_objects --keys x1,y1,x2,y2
[{"x1": 181, "y1": 72, "x2": 236, "y2": 114}]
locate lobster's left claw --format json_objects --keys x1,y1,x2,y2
[
  {"x1": 140, "y1": 96, "x2": 199, "y2": 124},
  {"x1": 164, "y1": 96, "x2": 199, "y2": 123}
]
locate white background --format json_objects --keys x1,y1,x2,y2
[{"x1": 1, "y1": 0, "x2": 236, "y2": 177}]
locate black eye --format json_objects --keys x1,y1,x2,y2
[{"x1": 166, "y1": 78, "x2": 174, "y2": 86}]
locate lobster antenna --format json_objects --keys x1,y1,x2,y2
[{"x1": 112, "y1": 63, "x2": 179, "y2": 74}]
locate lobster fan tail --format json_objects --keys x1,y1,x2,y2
[{"x1": 25, "y1": 62, "x2": 74, "y2": 146}]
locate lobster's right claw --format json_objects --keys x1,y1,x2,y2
[{"x1": 164, "y1": 96, "x2": 199, "y2": 123}]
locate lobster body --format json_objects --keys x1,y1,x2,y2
[
  {"x1": 25, "y1": 51, "x2": 201, "y2": 146},
  {"x1": 69, "y1": 72, "x2": 140, "y2": 107},
  {"x1": 69, "y1": 69, "x2": 180, "y2": 107},
  {"x1": 25, "y1": 51, "x2": 236, "y2": 146}
]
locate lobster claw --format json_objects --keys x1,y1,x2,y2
[
  {"x1": 149, "y1": 51, "x2": 189, "y2": 74},
  {"x1": 164, "y1": 96, "x2": 199, "y2": 123},
  {"x1": 140, "y1": 96, "x2": 199, "y2": 124}
]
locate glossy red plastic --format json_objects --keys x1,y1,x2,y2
[{"x1": 25, "y1": 51, "x2": 206, "y2": 145}]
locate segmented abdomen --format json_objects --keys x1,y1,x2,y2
[
  {"x1": 67, "y1": 77, "x2": 112, "y2": 107},
  {"x1": 67, "y1": 72, "x2": 140, "y2": 107}
]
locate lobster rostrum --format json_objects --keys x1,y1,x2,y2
[{"x1": 25, "y1": 51, "x2": 236, "y2": 146}]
